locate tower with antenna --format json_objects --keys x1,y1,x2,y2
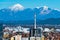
[
  {"x1": 34, "y1": 13, "x2": 37, "y2": 40},
  {"x1": 30, "y1": 13, "x2": 41, "y2": 40},
  {"x1": 34, "y1": 13, "x2": 37, "y2": 37},
  {"x1": 34, "y1": 13, "x2": 36, "y2": 29}
]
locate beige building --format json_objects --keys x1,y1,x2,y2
[{"x1": 11, "y1": 34, "x2": 22, "y2": 40}]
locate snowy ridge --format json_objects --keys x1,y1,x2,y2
[{"x1": 9, "y1": 4, "x2": 24, "y2": 11}]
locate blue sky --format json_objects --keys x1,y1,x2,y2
[{"x1": 0, "y1": 0, "x2": 60, "y2": 9}]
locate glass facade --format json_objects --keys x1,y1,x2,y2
[{"x1": 30, "y1": 28, "x2": 41, "y2": 37}]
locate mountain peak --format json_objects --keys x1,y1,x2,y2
[
  {"x1": 43, "y1": 6, "x2": 48, "y2": 10},
  {"x1": 10, "y1": 4, "x2": 24, "y2": 11}
]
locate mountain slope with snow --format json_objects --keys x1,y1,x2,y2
[
  {"x1": 0, "y1": 4, "x2": 60, "y2": 24},
  {"x1": 9, "y1": 4, "x2": 24, "y2": 11}
]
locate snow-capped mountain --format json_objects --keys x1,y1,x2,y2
[
  {"x1": 43, "y1": 6, "x2": 48, "y2": 10},
  {"x1": 9, "y1": 4, "x2": 24, "y2": 11},
  {"x1": 40, "y1": 6, "x2": 52, "y2": 14},
  {"x1": 0, "y1": 4, "x2": 60, "y2": 24}
]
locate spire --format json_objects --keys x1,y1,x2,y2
[{"x1": 34, "y1": 13, "x2": 36, "y2": 29}]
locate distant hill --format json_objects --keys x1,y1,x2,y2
[
  {"x1": 37, "y1": 18, "x2": 60, "y2": 25},
  {"x1": 0, "y1": 18, "x2": 60, "y2": 25}
]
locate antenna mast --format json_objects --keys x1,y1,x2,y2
[{"x1": 34, "y1": 13, "x2": 36, "y2": 29}]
